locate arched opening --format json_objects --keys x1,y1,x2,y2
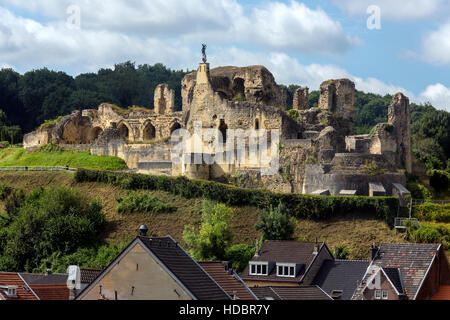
[
  {"x1": 232, "y1": 78, "x2": 245, "y2": 101},
  {"x1": 143, "y1": 122, "x2": 156, "y2": 141},
  {"x1": 118, "y1": 123, "x2": 130, "y2": 140},
  {"x1": 255, "y1": 118, "x2": 260, "y2": 130},
  {"x1": 219, "y1": 119, "x2": 228, "y2": 144},
  {"x1": 90, "y1": 127, "x2": 103, "y2": 143},
  {"x1": 170, "y1": 122, "x2": 182, "y2": 135}
]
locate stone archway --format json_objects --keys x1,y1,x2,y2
[
  {"x1": 89, "y1": 127, "x2": 103, "y2": 143},
  {"x1": 143, "y1": 122, "x2": 156, "y2": 141},
  {"x1": 118, "y1": 123, "x2": 130, "y2": 140},
  {"x1": 170, "y1": 122, "x2": 182, "y2": 135}
]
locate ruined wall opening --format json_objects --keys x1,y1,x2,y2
[
  {"x1": 89, "y1": 127, "x2": 103, "y2": 143},
  {"x1": 118, "y1": 123, "x2": 130, "y2": 140},
  {"x1": 219, "y1": 119, "x2": 228, "y2": 144},
  {"x1": 255, "y1": 119, "x2": 260, "y2": 130},
  {"x1": 143, "y1": 122, "x2": 156, "y2": 141},
  {"x1": 232, "y1": 78, "x2": 245, "y2": 100},
  {"x1": 170, "y1": 122, "x2": 182, "y2": 135}
]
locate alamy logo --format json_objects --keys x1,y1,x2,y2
[
  {"x1": 66, "y1": 5, "x2": 81, "y2": 30},
  {"x1": 367, "y1": 5, "x2": 382, "y2": 30}
]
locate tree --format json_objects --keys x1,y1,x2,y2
[
  {"x1": 255, "y1": 202, "x2": 297, "y2": 241},
  {"x1": 183, "y1": 200, "x2": 234, "y2": 261}
]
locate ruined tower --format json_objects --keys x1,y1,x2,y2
[
  {"x1": 388, "y1": 93, "x2": 412, "y2": 173},
  {"x1": 154, "y1": 84, "x2": 175, "y2": 115},
  {"x1": 293, "y1": 87, "x2": 309, "y2": 110},
  {"x1": 319, "y1": 79, "x2": 355, "y2": 135}
]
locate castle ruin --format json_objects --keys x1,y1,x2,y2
[{"x1": 23, "y1": 59, "x2": 421, "y2": 198}]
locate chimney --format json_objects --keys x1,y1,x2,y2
[
  {"x1": 254, "y1": 239, "x2": 260, "y2": 257},
  {"x1": 222, "y1": 261, "x2": 232, "y2": 273},
  {"x1": 370, "y1": 242, "x2": 379, "y2": 261},
  {"x1": 45, "y1": 269, "x2": 52, "y2": 276},
  {"x1": 139, "y1": 225, "x2": 149, "y2": 236},
  {"x1": 313, "y1": 238, "x2": 319, "y2": 255}
]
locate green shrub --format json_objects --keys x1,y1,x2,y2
[
  {"x1": 0, "y1": 183, "x2": 12, "y2": 200},
  {"x1": 183, "y1": 200, "x2": 234, "y2": 261},
  {"x1": 0, "y1": 186, "x2": 106, "y2": 272},
  {"x1": 333, "y1": 244, "x2": 350, "y2": 260},
  {"x1": 414, "y1": 203, "x2": 450, "y2": 223},
  {"x1": 225, "y1": 244, "x2": 255, "y2": 273},
  {"x1": 407, "y1": 182, "x2": 432, "y2": 200},
  {"x1": 75, "y1": 169, "x2": 400, "y2": 227},
  {"x1": 287, "y1": 109, "x2": 300, "y2": 121},
  {"x1": 116, "y1": 192, "x2": 177, "y2": 214},
  {"x1": 429, "y1": 169, "x2": 450, "y2": 192},
  {"x1": 405, "y1": 221, "x2": 449, "y2": 248},
  {"x1": 255, "y1": 202, "x2": 297, "y2": 241}
]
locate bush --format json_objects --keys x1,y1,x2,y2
[
  {"x1": 255, "y1": 202, "x2": 297, "y2": 241},
  {"x1": 414, "y1": 203, "x2": 450, "y2": 223},
  {"x1": 333, "y1": 244, "x2": 350, "y2": 260},
  {"x1": 429, "y1": 170, "x2": 450, "y2": 192},
  {"x1": 225, "y1": 244, "x2": 255, "y2": 273},
  {"x1": 183, "y1": 200, "x2": 234, "y2": 261},
  {"x1": 405, "y1": 221, "x2": 449, "y2": 249},
  {"x1": 0, "y1": 186, "x2": 106, "y2": 272},
  {"x1": 75, "y1": 169, "x2": 400, "y2": 227},
  {"x1": 407, "y1": 182, "x2": 432, "y2": 200},
  {"x1": 0, "y1": 183, "x2": 12, "y2": 200},
  {"x1": 116, "y1": 192, "x2": 177, "y2": 214}
]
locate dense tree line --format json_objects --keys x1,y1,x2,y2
[{"x1": 0, "y1": 62, "x2": 187, "y2": 133}]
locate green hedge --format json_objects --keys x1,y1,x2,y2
[
  {"x1": 75, "y1": 169, "x2": 400, "y2": 226},
  {"x1": 413, "y1": 202, "x2": 450, "y2": 223}
]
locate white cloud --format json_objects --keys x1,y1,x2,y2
[
  {"x1": 1, "y1": 0, "x2": 357, "y2": 55},
  {"x1": 419, "y1": 83, "x2": 450, "y2": 111},
  {"x1": 0, "y1": 7, "x2": 195, "y2": 73},
  {"x1": 420, "y1": 21, "x2": 450, "y2": 65},
  {"x1": 333, "y1": 0, "x2": 445, "y2": 20}
]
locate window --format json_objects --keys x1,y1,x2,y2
[
  {"x1": 276, "y1": 263, "x2": 296, "y2": 277},
  {"x1": 375, "y1": 290, "x2": 381, "y2": 299},
  {"x1": 382, "y1": 290, "x2": 388, "y2": 300},
  {"x1": 249, "y1": 262, "x2": 268, "y2": 276}
]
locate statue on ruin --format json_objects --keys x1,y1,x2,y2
[{"x1": 202, "y1": 44, "x2": 207, "y2": 63}]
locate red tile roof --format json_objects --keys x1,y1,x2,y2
[
  {"x1": 199, "y1": 262, "x2": 257, "y2": 300},
  {"x1": 432, "y1": 285, "x2": 450, "y2": 300},
  {"x1": 0, "y1": 272, "x2": 38, "y2": 300},
  {"x1": 30, "y1": 284, "x2": 70, "y2": 300}
]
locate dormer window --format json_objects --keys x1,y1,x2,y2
[
  {"x1": 276, "y1": 263, "x2": 296, "y2": 278},
  {"x1": 1, "y1": 285, "x2": 18, "y2": 298},
  {"x1": 249, "y1": 262, "x2": 268, "y2": 276}
]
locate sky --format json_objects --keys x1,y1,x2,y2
[{"x1": 0, "y1": 0, "x2": 449, "y2": 111}]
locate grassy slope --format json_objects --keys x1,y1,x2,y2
[
  {"x1": 0, "y1": 171, "x2": 408, "y2": 260},
  {"x1": 0, "y1": 147, "x2": 127, "y2": 170}
]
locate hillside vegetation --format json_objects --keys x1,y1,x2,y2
[
  {"x1": 0, "y1": 145, "x2": 127, "y2": 170},
  {"x1": 0, "y1": 171, "x2": 406, "y2": 264}
]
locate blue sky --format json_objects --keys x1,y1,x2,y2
[{"x1": 0, "y1": 0, "x2": 449, "y2": 110}]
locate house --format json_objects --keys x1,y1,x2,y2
[
  {"x1": 199, "y1": 261, "x2": 258, "y2": 300},
  {"x1": 251, "y1": 286, "x2": 332, "y2": 300},
  {"x1": 76, "y1": 227, "x2": 231, "y2": 300},
  {"x1": 312, "y1": 259, "x2": 370, "y2": 300},
  {"x1": 352, "y1": 243, "x2": 450, "y2": 300},
  {"x1": 0, "y1": 272, "x2": 39, "y2": 300},
  {"x1": 20, "y1": 271, "x2": 70, "y2": 300},
  {"x1": 241, "y1": 241, "x2": 333, "y2": 287}
]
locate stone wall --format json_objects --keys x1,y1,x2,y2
[
  {"x1": 302, "y1": 164, "x2": 406, "y2": 196},
  {"x1": 23, "y1": 127, "x2": 53, "y2": 149},
  {"x1": 293, "y1": 87, "x2": 309, "y2": 110},
  {"x1": 154, "y1": 84, "x2": 175, "y2": 115}
]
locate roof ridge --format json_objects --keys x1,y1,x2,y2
[{"x1": 335, "y1": 259, "x2": 370, "y2": 262}]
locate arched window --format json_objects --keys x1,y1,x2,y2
[
  {"x1": 143, "y1": 122, "x2": 156, "y2": 141},
  {"x1": 255, "y1": 119, "x2": 260, "y2": 130},
  {"x1": 118, "y1": 123, "x2": 130, "y2": 140}
]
